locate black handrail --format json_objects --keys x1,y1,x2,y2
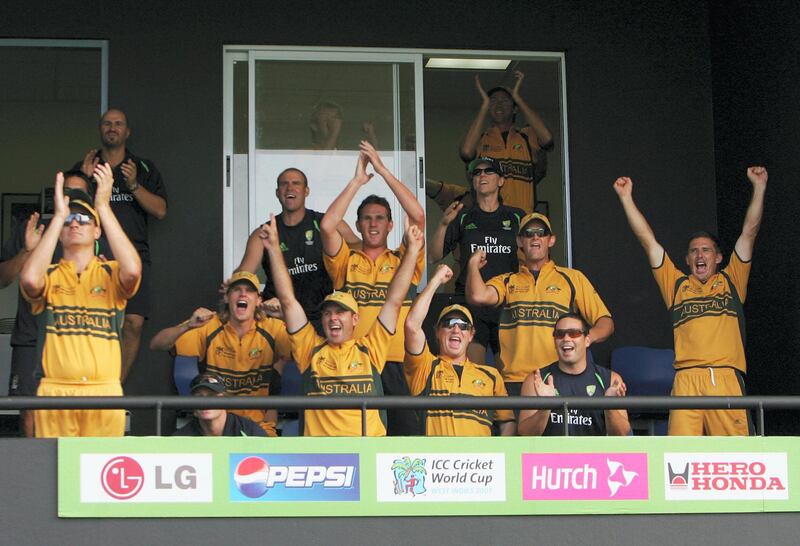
[{"x1": 2, "y1": 395, "x2": 797, "y2": 436}]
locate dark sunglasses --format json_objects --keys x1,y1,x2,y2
[
  {"x1": 438, "y1": 317, "x2": 471, "y2": 331},
  {"x1": 521, "y1": 227, "x2": 550, "y2": 238},
  {"x1": 553, "y1": 328, "x2": 586, "y2": 339},
  {"x1": 63, "y1": 213, "x2": 93, "y2": 226},
  {"x1": 471, "y1": 167, "x2": 497, "y2": 177}
]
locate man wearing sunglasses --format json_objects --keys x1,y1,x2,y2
[
  {"x1": 466, "y1": 212, "x2": 614, "y2": 399},
  {"x1": 404, "y1": 264, "x2": 515, "y2": 436},
  {"x1": 613, "y1": 168, "x2": 768, "y2": 436},
  {"x1": 19, "y1": 164, "x2": 141, "y2": 437},
  {"x1": 430, "y1": 157, "x2": 524, "y2": 365},
  {"x1": 518, "y1": 313, "x2": 630, "y2": 436},
  {"x1": 0, "y1": 170, "x2": 111, "y2": 437}
]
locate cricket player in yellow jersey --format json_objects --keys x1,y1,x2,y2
[
  {"x1": 458, "y1": 70, "x2": 553, "y2": 213},
  {"x1": 265, "y1": 205, "x2": 424, "y2": 437},
  {"x1": 404, "y1": 263, "x2": 515, "y2": 436},
  {"x1": 150, "y1": 271, "x2": 290, "y2": 436},
  {"x1": 466, "y1": 212, "x2": 614, "y2": 399},
  {"x1": 20, "y1": 164, "x2": 141, "y2": 437},
  {"x1": 614, "y1": 167, "x2": 768, "y2": 436},
  {"x1": 321, "y1": 140, "x2": 425, "y2": 436}
]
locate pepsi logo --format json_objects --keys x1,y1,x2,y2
[
  {"x1": 234, "y1": 456, "x2": 270, "y2": 498},
  {"x1": 101, "y1": 456, "x2": 145, "y2": 500}
]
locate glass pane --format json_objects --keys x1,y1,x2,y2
[
  {"x1": 423, "y1": 59, "x2": 567, "y2": 267},
  {"x1": 251, "y1": 59, "x2": 418, "y2": 249}
]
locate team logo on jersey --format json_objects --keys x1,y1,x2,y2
[
  {"x1": 465, "y1": 223, "x2": 478, "y2": 230},
  {"x1": 350, "y1": 262, "x2": 372, "y2": 274},
  {"x1": 502, "y1": 220, "x2": 512, "y2": 230},
  {"x1": 711, "y1": 280, "x2": 723, "y2": 290},
  {"x1": 513, "y1": 143, "x2": 522, "y2": 150},
  {"x1": 249, "y1": 348, "x2": 262, "y2": 358},
  {"x1": 349, "y1": 361, "x2": 361, "y2": 370},
  {"x1": 304, "y1": 230, "x2": 314, "y2": 245},
  {"x1": 380, "y1": 263, "x2": 394, "y2": 273},
  {"x1": 473, "y1": 379, "x2": 485, "y2": 387},
  {"x1": 90, "y1": 285, "x2": 106, "y2": 295},
  {"x1": 546, "y1": 285, "x2": 561, "y2": 293},
  {"x1": 586, "y1": 385, "x2": 597, "y2": 396},
  {"x1": 53, "y1": 284, "x2": 76, "y2": 296},
  {"x1": 509, "y1": 282, "x2": 530, "y2": 294},
  {"x1": 279, "y1": 242, "x2": 289, "y2": 252}
]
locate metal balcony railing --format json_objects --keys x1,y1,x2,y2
[{"x1": 1, "y1": 395, "x2": 797, "y2": 436}]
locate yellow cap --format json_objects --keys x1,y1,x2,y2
[
  {"x1": 321, "y1": 291, "x2": 359, "y2": 314},
  {"x1": 437, "y1": 304, "x2": 474, "y2": 325},
  {"x1": 227, "y1": 271, "x2": 260, "y2": 291},
  {"x1": 518, "y1": 212, "x2": 552, "y2": 235}
]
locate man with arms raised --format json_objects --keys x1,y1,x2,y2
[
  {"x1": 264, "y1": 208, "x2": 424, "y2": 437},
  {"x1": 404, "y1": 264, "x2": 515, "y2": 436},
  {"x1": 321, "y1": 140, "x2": 425, "y2": 435},
  {"x1": 457, "y1": 70, "x2": 553, "y2": 213},
  {"x1": 235, "y1": 167, "x2": 358, "y2": 331},
  {"x1": 76, "y1": 108, "x2": 168, "y2": 383},
  {"x1": 613, "y1": 167, "x2": 767, "y2": 435},
  {"x1": 518, "y1": 313, "x2": 630, "y2": 436},
  {"x1": 20, "y1": 164, "x2": 141, "y2": 437},
  {"x1": 0, "y1": 170, "x2": 110, "y2": 436},
  {"x1": 150, "y1": 271, "x2": 290, "y2": 436},
  {"x1": 466, "y1": 212, "x2": 614, "y2": 398}
]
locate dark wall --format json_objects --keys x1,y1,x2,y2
[
  {"x1": 3, "y1": 0, "x2": 718, "y2": 432},
  {"x1": 710, "y1": 1, "x2": 800, "y2": 433}
]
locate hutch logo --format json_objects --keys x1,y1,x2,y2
[
  {"x1": 522, "y1": 453, "x2": 649, "y2": 501},
  {"x1": 664, "y1": 453, "x2": 788, "y2": 500}
]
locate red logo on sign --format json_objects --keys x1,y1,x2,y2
[{"x1": 101, "y1": 456, "x2": 145, "y2": 500}]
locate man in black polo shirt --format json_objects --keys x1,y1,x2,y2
[
  {"x1": 172, "y1": 372, "x2": 266, "y2": 437},
  {"x1": 235, "y1": 167, "x2": 358, "y2": 331},
  {"x1": 75, "y1": 108, "x2": 168, "y2": 383},
  {"x1": 517, "y1": 313, "x2": 630, "y2": 436}
]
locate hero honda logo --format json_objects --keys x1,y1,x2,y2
[
  {"x1": 522, "y1": 453, "x2": 649, "y2": 501},
  {"x1": 664, "y1": 453, "x2": 788, "y2": 500},
  {"x1": 101, "y1": 456, "x2": 144, "y2": 499},
  {"x1": 230, "y1": 453, "x2": 359, "y2": 502}
]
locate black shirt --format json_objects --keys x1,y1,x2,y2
[
  {"x1": 260, "y1": 209, "x2": 331, "y2": 322},
  {"x1": 172, "y1": 413, "x2": 267, "y2": 437},
  {"x1": 443, "y1": 204, "x2": 525, "y2": 293},
  {"x1": 72, "y1": 149, "x2": 167, "y2": 262},
  {"x1": 539, "y1": 361, "x2": 612, "y2": 436}
]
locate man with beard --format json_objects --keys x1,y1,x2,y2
[{"x1": 150, "y1": 271, "x2": 289, "y2": 436}]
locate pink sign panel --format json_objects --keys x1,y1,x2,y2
[{"x1": 522, "y1": 453, "x2": 649, "y2": 501}]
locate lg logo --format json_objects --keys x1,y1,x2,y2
[
  {"x1": 101, "y1": 456, "x2": 144, "y2": 499},
  {"x1": 100, "y1": 456, "x2": 199, "y2": 500}
]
